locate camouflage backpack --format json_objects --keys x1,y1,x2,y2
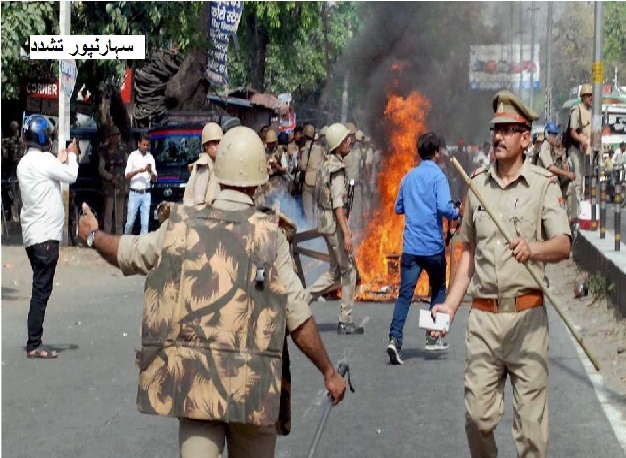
[
  {"x1": 136, "y1": 203, "x2": 290, "y2": 429},
  {"x1": 314, "y1": 153, "x2": 346, "y2": 234}
]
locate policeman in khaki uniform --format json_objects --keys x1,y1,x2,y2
[
  {"x1": 536, "y1": 121, "x2": 576, "y2": 215},
  {"x1": 432, "y1": 90, "x2": 571, "y2": 458},
  {"x1": 568, "y1": 83, "x2": 592, "y2": 223},
  {"x1": 298, "y1": 123, "x2": 324, "y2": 223},
  {"x1": 98, "y1": 125, "x2": 128, "y2": 234},
  {"x1": 307, "y1": 123, "x2": 364, "y2": 335},
  {"x1": 77, "y1": 126, "x2": 346, "y2": 458},
  {"x1": 343, "y1": 123, "x2": 366, "y2": 231},
  {"x1": 183, "y1": 122, "x2": 222, "y2": 206}
]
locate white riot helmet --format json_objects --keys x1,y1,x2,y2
[
  {"x1": 325, "y1": 123, "x2": 350, "y2": 152},
  {"x1": 201, "y1": 122, "x2": 224, "y2": 145},
  {"x1": 213, "y1": 126, "x2": 268, "y2": 187}
]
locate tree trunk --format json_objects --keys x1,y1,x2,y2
[{"x1": 247, "y1": 14, "x2": 268, "y2": 92}]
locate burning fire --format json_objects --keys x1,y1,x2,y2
[{"x1": 355, "y1": 85, "x2": 462, "y2": 301}]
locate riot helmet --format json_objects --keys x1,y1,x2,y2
[
  {"x1": 213, "y1": 126, "x2": 269, "y2": 187},
  {"x1": 326, "y1": 123, "x2": 350, "y2": 152},
  {"x1": 22, "y1": 114, "x2": 51, "y2": 149}
]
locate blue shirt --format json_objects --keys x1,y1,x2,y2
[{"x1": 395, "y1": 159, "x2": 459, "y2": 256}]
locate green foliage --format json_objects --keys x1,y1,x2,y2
[
  {"x1": 229, "y1": 1, "x2": 358, "y2": 109},
  {"x1": 551, "y1": 3, "x2": 595, "y2": 109},
  {"x1": 1, "y1": 1, "x2": 58, "y2": 99},
  {"x1": 71, "y1": 1, "x2": 203, "y2": 99},
  {"x1": 604, "y1": 2, "x2": 626, "y2": 82},
  {"x1": 604, "y1": 2, "x2": 626, "y2": 62},
  {"x1": 1, "y1": 1, "x2": 202, "y2": 101},
  {"x1": 587, "y1": 272, "x2": 614, "y2": 300}
]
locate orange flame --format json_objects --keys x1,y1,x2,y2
[{"x1": 356, "y1": 91, "x2": 432, "y2": 297}]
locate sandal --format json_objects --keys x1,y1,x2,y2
[{"x1": 27, "y1": 347, "x2": 58, "y2": 359}]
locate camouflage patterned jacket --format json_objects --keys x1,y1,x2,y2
[
  {"x1": 137, "y1": 203, "x2": 288, "y2": 426},
  {"x1": 315, "y1": 153, "x2": 347, "y2": 234}
]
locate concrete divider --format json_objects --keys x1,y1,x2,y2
[{"x1": 573, "y1": 228, "x2": 626, "y2": 319}]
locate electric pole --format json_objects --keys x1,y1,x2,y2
[{"x1": 546, "y1": 2, "x2": 553, "y2": 121}]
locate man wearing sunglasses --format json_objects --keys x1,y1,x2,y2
[{"x1": 431, "y1": 90, "x2": 571, "y2": 458}]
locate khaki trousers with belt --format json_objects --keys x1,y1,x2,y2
[
  {"x1": 464, "y1": 306, "x2": 549, "y2": 458},
  {"x1": 103, "y1": 192, "x2": 126, "y2": 235},
  {"x1": 302, "y1": 184, "x2": 315, "y2": 225},
  {"x1": 179, "y1": 419, "x2": 276, "y2": 458},
  {"x1": 569, "y1": 147, "x2": 584, "y2": 221},
  {"x1": 307, "y1": 223, "x2": 356, "y2": 324}
]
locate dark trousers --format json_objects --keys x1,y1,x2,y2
[
  {"x1": 25, "y1": 240, "x2": 59, "y2": 352},
  {"x1": 389, "y1": 251, "x2": 447, "y2": 349}
]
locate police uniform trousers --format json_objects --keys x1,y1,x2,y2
[
  {"x1": 307, "y1": 223, "x2": 357, "y2": 324},
  {"x1": 464, "y1": 306, "x2": 549, "y2": 458},
  {"x1": 349, "y1": 183, "x2": 363, "y2": 232},
  {"x1": 302, "y1": 184, "x2": 315, "y2": 225},
  {"x1": 179, "y1": 419, "x2": 276, "y2": 458},
  {"x1": 569, "y1": 147, "x2": 584, "y2": 221},
  {"x1": 103, "y1": 190, "x2": 126, "y2": 235}
]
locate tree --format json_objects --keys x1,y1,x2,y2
[
  {"x1": 551, "y1": 3, "x2": 594, "y2": 110},
  {"x1": 230, "y1": 2, "x2": 322, "y2": 92},
  {"x1": 1, "y1": 1, "x2": 58, "y2": 100},
  {"x1": 604, "y1": 2, "x2": 626, "y2": 85}
]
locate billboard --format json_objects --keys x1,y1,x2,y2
[{"x1": 469, "y1": 44, "x2": 540, "y2": 91}]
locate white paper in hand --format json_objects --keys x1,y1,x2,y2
[{"x1": 418, "y1": 309, "x2": 450, "y2": 332}]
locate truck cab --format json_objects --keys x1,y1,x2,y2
[{"x1": 146, "y1": 113, "x2": 240, "y2": 231}]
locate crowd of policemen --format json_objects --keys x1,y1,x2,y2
[{"x1": 253, "y1": 121, "x2": 382, "y2": 235}]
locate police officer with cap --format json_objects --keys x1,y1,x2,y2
[
  {"x1": 77, "y1": 126, "x2": 346, "y2": 458},
  {"x1": 431, "y1": 90, "x2": 571, "y2": 458}
]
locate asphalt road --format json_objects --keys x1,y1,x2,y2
[{"x1": 2, "y1": 245, "x2": 625, "y2": 457}]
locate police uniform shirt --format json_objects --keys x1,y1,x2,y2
[
  {"x1": 570, "y1": 104, "x2": 592, "y2": 140},
  {"x1": 117, "y1": 188, "x2": 312, "y2": 332},
  {"x1": 458, "y1": 161, "x2": 571, "y2": 299},
  {"x1": 330, "y1": 154, "x2": 347, "y2": 210},
  {"x1": 537, "y1": 141, "x2": 555, "y2": 169},
  {"x1": 344, "y1": 146, "x2": 363, "y2": 183}
]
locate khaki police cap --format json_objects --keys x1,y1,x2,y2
[
  {"x1": 579, "y1": 83, "x2": 592, "y2": 96},
  {"x1": 490, "y1": 90, "x2": 539, "y2": 127}
]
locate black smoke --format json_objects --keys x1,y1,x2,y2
[{"x1": 343, "y1": 2, "x2": 514, "y2": 151}]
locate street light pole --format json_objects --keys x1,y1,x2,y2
[
  {"x1": 59, "y1": 1, "x2": 71, "y2": 246},
  {"x1": 591, "y1": 1, "x2": 604, "y2": 231},
  {"x1": 529, "y1": 2, "x2": 538, "y2": 110},
  {"x1": 546, "y1": 2, "x2": 553, "y2": 121}
]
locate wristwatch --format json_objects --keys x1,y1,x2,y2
[{"x1": 86, "y1": 230, "x2": 98, "y2": 248}]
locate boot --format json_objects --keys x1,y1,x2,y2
[{"x1": 337, "y1": 322, "x2": 364, "y2": 335}]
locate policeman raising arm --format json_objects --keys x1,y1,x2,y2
[
  {"x1": 432, "y1": 90, "x2": 571, "y2": 458},
  {"x1": 78, "y1": 126, "x2": 345, "y2": 458}
]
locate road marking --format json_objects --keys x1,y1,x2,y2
[{"x1": 567, "y1": 327, "x2": 626, "y2": 453}]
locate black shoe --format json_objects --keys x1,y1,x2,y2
[
  {"x1": 387, "y1": 337, "x2": 404, "y2": 365},
  {"x1": 337, "y1": 322, "x2": 365, "y2": 335}
]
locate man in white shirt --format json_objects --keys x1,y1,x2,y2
[
  {"x1": 17, "y1": 115, "x2": 79, "y2": 359},
  {"x1": 124, "y1": 135, "x2": 156, "y2": 235}
]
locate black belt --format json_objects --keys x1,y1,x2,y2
[{"x1": 130, "y1": 188, "x2": 148, "y2": 194}]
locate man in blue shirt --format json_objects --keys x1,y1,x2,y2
[{"x1": 387, "y1": 132, "x2": 460, "y2": 365}]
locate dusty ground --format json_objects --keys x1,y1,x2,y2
[
  {"x1": 2, "y1": 241, "x2": 625, "y2": 421},
  {"x1": 545, "y1": 258, "x2": 626, "y2": 417}
]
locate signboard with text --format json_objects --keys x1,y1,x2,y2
[
  {"x1": 206, "y1": 1, "x2": 244, "y2": 89},
  {"x1": 469, "y1": 44, "x2": 540, "y2": 91}
]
